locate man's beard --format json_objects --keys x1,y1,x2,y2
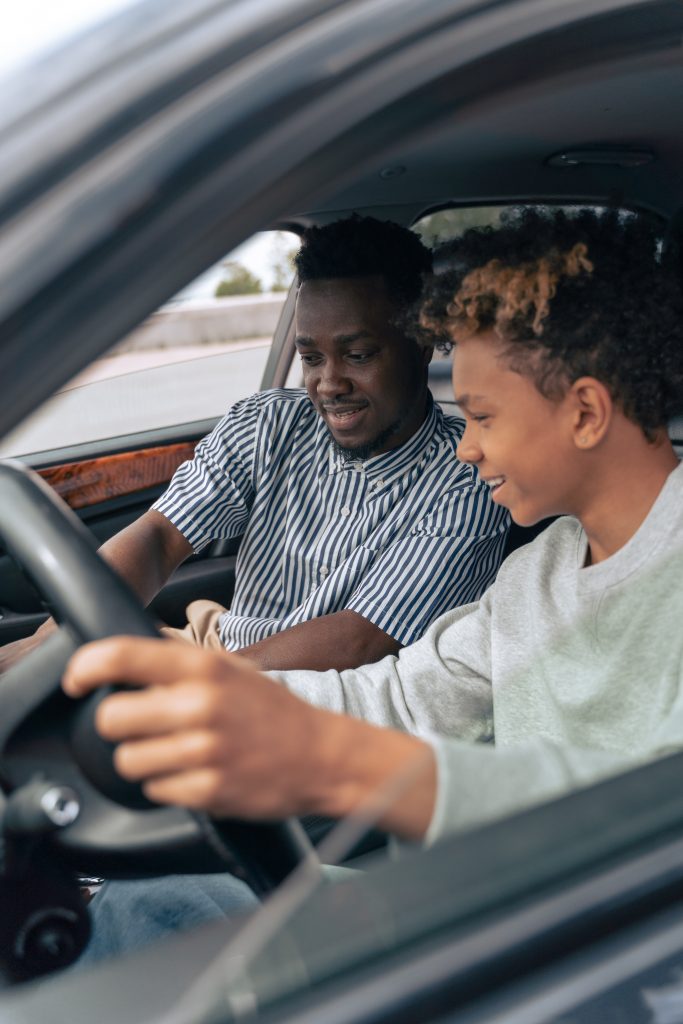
[{"x1": 327, "y1": 414, "x2": 406, "y2": 462}]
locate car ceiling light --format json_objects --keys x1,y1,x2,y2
[{"x1": 546, "y1": 148, "x2": 655, "y2": 168}]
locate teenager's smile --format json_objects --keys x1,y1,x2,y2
[{"x1": 481, "y1": 475, "x2": 507, "y2": 500}]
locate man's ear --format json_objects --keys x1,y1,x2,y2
[
  {"x1": 568, "y1": 376, "x2": 613, "y2": 449},
  {"x1": 420, "y1": 341, "x2": 435, "y2": 367}
]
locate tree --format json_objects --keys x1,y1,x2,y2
[
  {"x1": 269, "y1": 232, "x2": 297, "y2": 292},
  {"x1": 215, "y1": 261, "x2": 263, "y2": 297}
]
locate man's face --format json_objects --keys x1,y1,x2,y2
[
  {"x1": 452, "y1": 331, "x2": 582, "y2": 526},
  {"x1": 295, "y1": 276, "x2": 432, "y2": 459}
]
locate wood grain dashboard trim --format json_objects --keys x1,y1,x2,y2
[{"x1": 38, "y1": 442, "x2": 197, "y2": 510}]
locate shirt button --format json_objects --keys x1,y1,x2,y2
[
  {"x1": 353, "y1": 462, "x2": 364, "y2": 472},
  {"x1": 320, "y1": 565, "x2": 329, "y2": 577},
  {"x1": 340, "y1": 506, "x2": 351, "y2": 517}
]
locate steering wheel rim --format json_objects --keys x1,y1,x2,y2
[
  {"x1": 0, "y1": 461, "x2": 161, "y2": 644},
  {"x1": 0, "y1": 459, "x2": 317, "y2": 896}
]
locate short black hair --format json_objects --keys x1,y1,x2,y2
[
  {"x1": 295, "y1": 214, "x2": 432, "y2": 309},
  {"x1": 418, "y1": 207, "x2": 683, "y2": 438}
]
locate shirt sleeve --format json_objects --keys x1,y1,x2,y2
[
  {"x1": 344, "y1": 477, "x2": 509, "y2": 645},
  {"x1": 152, "y1": 393, "x2": 263, "y2": 551}
]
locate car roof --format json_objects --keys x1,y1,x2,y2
[{"x1": 288, "y1": 1, "x2": 683, "y2": 225}]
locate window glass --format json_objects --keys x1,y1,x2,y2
[
  {"x1": 414, "y1": 205, "x2": 506, "y2": 249},
  {"x1": 415, "y1": 208, "x2": 508, "y2": 407},
  {"x1": 415, "y1": 204, "x2": 634, "y2": 407},
  {"x1": 0, "y1": 231, "x2": 299, "y2": 458}
]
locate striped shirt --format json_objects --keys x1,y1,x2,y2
[{"x1": 154, "y1": 389, "x2": 509, "y2": 650}]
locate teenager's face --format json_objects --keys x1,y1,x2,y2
[
  {"x1": 295, "y1": 276, "x2": 432, "y2": 459},
  {"x1": 452, "y1": 331, "x2": 579, "y2": 526}
]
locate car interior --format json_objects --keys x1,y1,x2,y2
[{"x1": 2, "y1": 0, "x2": 683, "y2": 1018}]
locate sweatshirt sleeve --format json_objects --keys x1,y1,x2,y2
[
  {"x1": 274, "y1": 592, "x2": 495, "y2": 742},
  {"x1": 425, "y1": 734, "x2": 647, "y2": 845},
  {"x1": 425, "y1": 627, "x2": 683, "y2": 844}
]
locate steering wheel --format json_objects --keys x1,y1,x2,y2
[{"x1": 0, "y1": 460, "x2": 317, "y2": 898}]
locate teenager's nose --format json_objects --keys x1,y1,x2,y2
[{"x1": 456, "y1": 423, "x2": 482, "y2": 465}]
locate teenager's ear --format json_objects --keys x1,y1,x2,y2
[{"x1": 568, "y1": 376, "x2": 613, "y2": 449}]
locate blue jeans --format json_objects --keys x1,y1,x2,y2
[
  {"x1": 79, "y1": 872, "x2": 259, "y2": 966},
  {"x1": 79, "y1": 865, "x2": 356, "y2": 966}
]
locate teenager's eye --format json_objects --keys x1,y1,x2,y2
[
  {"x1": 299, "y1": 354, "x2": 322, "y2": 366},
  {"x1": 346, "y1": 351, "x2": 375, "y2": 364},
  {"x1": 472, "y1": 414, "x2": 490, "y2": 424}
]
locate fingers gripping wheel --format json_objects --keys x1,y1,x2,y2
[
  {"x1": 69, "y1": 688, "x2": 159, "y2": 812},
  {"x1": 0, "y1": 462, "x2": 317, "y2": 911},
  {"x1": 69, "y1": 692, "x2": 317, "y2": 897}
]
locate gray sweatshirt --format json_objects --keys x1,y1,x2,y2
[{"x1": 277, "y1": 463, "x2": 683, "y2": 843}]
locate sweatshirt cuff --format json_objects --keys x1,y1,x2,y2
[{"x1": 423, "y1": 733, "x2": 451, "y2": 847}]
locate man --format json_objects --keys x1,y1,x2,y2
[
  {"x1": 2, "y1": 216, "x2": 507, "y2": 672},
  {"x1": 64, "y1": 208, "x2": 683, "y2": 958}
]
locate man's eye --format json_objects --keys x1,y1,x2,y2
[
  {"x1": 347, "y1": 352, "x2": 374, "y2": 363},
  {"x1": 472, "y1": 414, "x2": 490, "y2": 424},
  {"x1": 300, "y1": 354, "x2": 321, "y2": 366}
]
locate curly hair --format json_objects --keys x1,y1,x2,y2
[
  {"x1": 418, "y1": 208, "x2": 683, "y2": 437},
  {"x1": 295, "y1": 214, "x2": 433, "y2": 309}
]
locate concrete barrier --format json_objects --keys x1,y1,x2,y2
[{"x1": 117, "y1": 293, "x2": 287, "y2": 351}]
